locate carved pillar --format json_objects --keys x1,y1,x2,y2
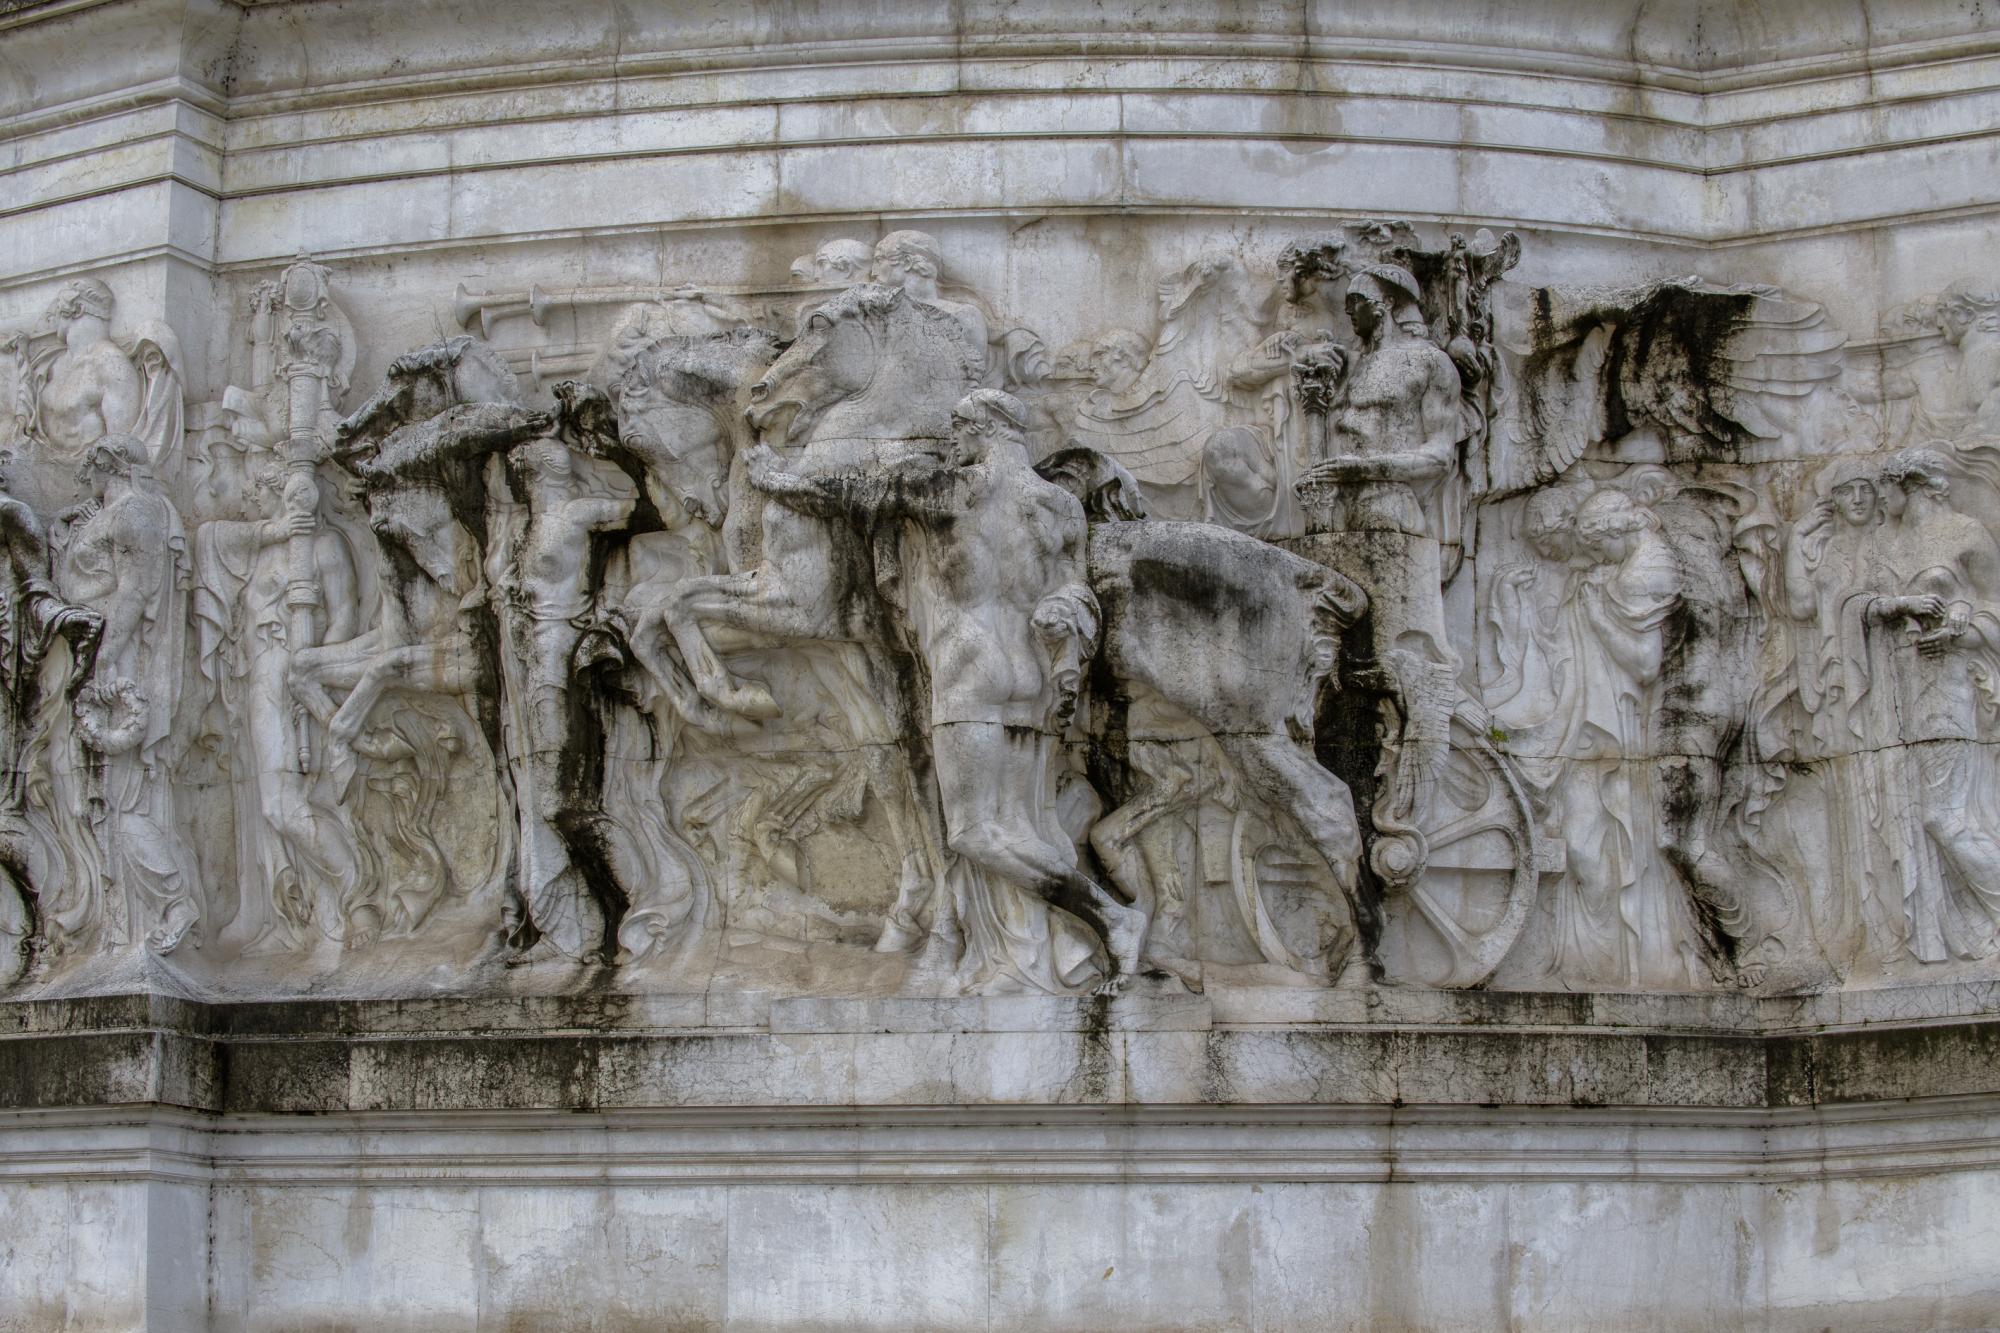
[{"x1": 273, "y1": 257, "x2": 341, "y2": 772}]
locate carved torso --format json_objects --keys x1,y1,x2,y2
[{"x1": 38, "y1": 338, "x2": 142, "y2": 459}]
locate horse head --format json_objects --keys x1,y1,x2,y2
[
  {"x1": 335, "y1": 336, "x2": 522, "y2": 457},
  {"x1": 609, "y1": 327, "x2": 782, "y2": 526},
  {"x1": 745, "y1": 285, "x2": 914, "y2": 445}
]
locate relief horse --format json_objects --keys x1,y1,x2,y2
[
  {"x1": 652, "y1": 283, "x2": 986, "y2": 720},
  {"x1": 292, "y1": 336, "x2": 548, "y2": 782},
  {"x1": 611, "y1": 287, "x2": 1375, "y2": 982}
]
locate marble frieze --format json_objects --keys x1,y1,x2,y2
[
  {"x1": 0, "y1": 220, "x2": 1995, "y2": 1008},
  {"x1": 10, "y1": 0, "x2": 2000, "y2": 1326}
]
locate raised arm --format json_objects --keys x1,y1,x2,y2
[{"x1": 742, "y1": 444, "x2": 961, "y2": 524}]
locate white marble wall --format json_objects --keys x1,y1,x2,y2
[
  {"x1": 7, "y1": 0, "x2": 2000, "y2": 1326},
  {"x1": 7, "y1": 1099, "x2": 2000, "y2": 1331}
]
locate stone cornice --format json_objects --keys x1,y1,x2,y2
[
  {"x1": 4, "y1": 989, "x2": 1996, "y2": 1114},
  {"x1": 9, "y1": 1095, "x2": 2000, "y2": 1188}
]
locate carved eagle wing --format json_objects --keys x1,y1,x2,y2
[{"x1": 1493, "y1": 277, "x2": 1846, "y2": 488}]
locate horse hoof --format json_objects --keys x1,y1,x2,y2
[
  {"x1": 350, "y1": 728, "x2": 414, "y2": 762},
  {"x1": 721, "y1": 682, "x2": 781, "y2": 719}
]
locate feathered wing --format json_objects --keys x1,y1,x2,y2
[
  {"x1": 1492, "y1": 277, "x2": 1846, "y2": 488},
  {"x1": 1696, "y1": 285, "x2": 1847, "y2": 440},
  {"x1": 1609, "y1": 280, "x2": 1845, "y2": 455},
  {"x1": 1526, "y1": 321, "x2": 1613, "y2": 481},
  {"x1": 1149, "y1": 255, "x2": 1265, "y2": 400}
]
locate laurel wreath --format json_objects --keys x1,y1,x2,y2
[{"x1": 72, "y1": 678, "x2": 148, "y2": 755}]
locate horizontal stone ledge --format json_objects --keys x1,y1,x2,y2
[
  {"x1": 5, "y1": 1096, "x2": 2000, "y2": 1188},
  {"x1": 6, "y1": 978, "x2": 1996, "y2": 1038},
  {"x1": 1, "y1": 987, "x2": 1996, "y2": 1114}
]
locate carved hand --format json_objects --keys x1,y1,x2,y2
[
  {"x1": 51, "y1": 604, "x2": 104, "y2": 691},
  {"x1": 742, "y1": 443, "x2": 786, "y2": 490},
  {"x1": 1892, "y1": 593, "x2": 1946, "y2": 624},
  {"x1": 1492, "y1": 567, "x2": 1536, "y2": 617},
  {"x1": 551, "y1": 381, "x2": 619, "y2": 452},
  {"x1": 1298, "y1": 456, "x2": 1370, "y2": 487},
  {"x1": 1916, "y1": 620, "x2": 1966, "y2": 657}
]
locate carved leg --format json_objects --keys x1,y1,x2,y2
[
  {"x1": 0, "y1": 842, "x2": 39, "y2": 988},
  {"x1": 1215, "y1": 731, "x2": 1367, "y2": 982},
  {"x1": 933, "y1": 722, "x2": 1147, "y2": 983},
  {"x1": 263, "y1": 769, "x2": 365, "y2": 944},
  {"x1": 662, "y1": 573, "x2": 786, "y2": 719},
  {"x1": 1918, "y1": 739, "x2": 2000, "y2": 921},
  {"x1": 326, "y1": 640, "x2": 477, "y2": 747},
  {"x1": 869, "y1": 745, "x2": 952, "y2": 954},
  {"x1": 287, "y1": 631, "x2": 383, "y2": 728},
  {"x1": 1088, "y1": 788, "x2": 1178, "y2": 964}
]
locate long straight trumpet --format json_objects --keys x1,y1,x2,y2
[{"x1": 453, "y1": 281, "x2": 846, "y2": 337}]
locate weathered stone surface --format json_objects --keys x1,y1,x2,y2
[
  {"x1": 5, "y1": 989, "x2": 1997, "y2": 1113},
  {"x1": 10, "y1": 0, "x2": 2000, "y2": 1324}
]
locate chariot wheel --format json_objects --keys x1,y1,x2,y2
[{"x1": 1373, "y1": 699, "x2": 1552, "y2": 987}]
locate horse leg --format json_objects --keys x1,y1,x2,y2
[
  {"x1": 623, "y1": 610, "x2": 752, "y2": 736},
  {"x1": 666, "y1": 568, "x2": 847, "y2": 719},
  {"x1": 289, "y1": 630, "x2": 383, "y2": 726},
  {"x1": 662, "y1": 572, "x2": 785, "y2": 718},
  {"x1": 871, "y1": 753, "x2": 947, "y2": 954},
  {"x1": 1089, "y1": 788, "x2": 1190, "y2": 977},
  {"x1": 1214, "y1": 731, "x2": 1369, "y2": 983}
]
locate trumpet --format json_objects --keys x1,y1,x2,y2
[{"x1": 452, "y1": 281, "x2": 848, "y2": 337}]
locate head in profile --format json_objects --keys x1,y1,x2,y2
[
  {"x1": 1344, "y1": 264, "x2": 1423, "y2": 344},
  {"x1": 1878, "y1": 447, "x2": 1956, "y2": 525},
  {"x1": 50, "y1": 277, "x2": 115, "y2": 329},
  {"x1": 872, "y1": 230, "x2": 944, "y2": 289},
  {"x1": 510, "y1": 438, "x2": 577, "y2": 488},
  {"x1": 1086, "y1": 329, "x2": 1150, "y2": 394},
  {"x1": 814, "y1": 239, "x2": 873, "y2": 283},
  {"x1": 1936, "y1": 281, "x2": 2000, "y2": 346},
  {"x1": 76, "y1": 433, "x2": 148, "y2": 500},
  {"x1": 949, "y1": 388, "x2": 1030, "y2": 465},
  {"x1": 1574, "y1": 486, "x2": 1655, "y2": 565},
  {"x1": 1523, "y1": 483, "x2": 1590, "y2": 563}
]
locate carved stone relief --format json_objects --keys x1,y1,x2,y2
[{"x1": 7, "y1": 228, "x2": 2000, "y2": 1001}]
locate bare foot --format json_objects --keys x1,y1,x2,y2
[{"x1": 148, "y1": 900, "x2": 198, "y2": 954}]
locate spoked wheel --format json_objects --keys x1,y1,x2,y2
[{"x1": 1374, "y1": 699, "x2": 1552, "y2": 987}]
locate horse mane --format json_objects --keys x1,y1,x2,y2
[
  {"x1": 451, "y1": 337, "x2": 518, "y2": 395},
  {"x1": 632, "y1": 327, "x2": 782, "y2": 357},
  {"x1": 622, "y1": 327, "x2": 784, "y2": 403},
  {"x1": 385, "y1": 335, "x2": 521, "y2": 405},
  {"x1": 808, "y1": 283, "x2": 983, "y2": 383}
]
